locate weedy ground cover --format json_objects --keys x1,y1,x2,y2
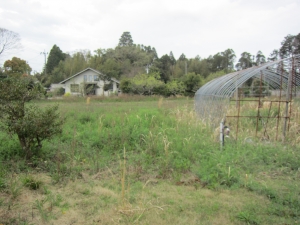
[{"x1": 0, "y1": 96, "x2": 299, "y2": 224}]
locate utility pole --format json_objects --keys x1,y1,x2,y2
[{"x1": 40, "y1": 50, "x2": 48, "y2": 76}]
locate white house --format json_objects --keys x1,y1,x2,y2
[{"x1": 57, "y1": 68, "x2": 119, "y2": 96}]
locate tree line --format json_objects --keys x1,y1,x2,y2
[{"x1": 1, "y1": 29, "x2": 300, "y2": 96}]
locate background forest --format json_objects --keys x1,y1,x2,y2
[{"x1": 2, "y1": 31, "x2": 300, "y2": 96}]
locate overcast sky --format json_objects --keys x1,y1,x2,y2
[{"x1": 0, "y1": 0, "x2": 299, "y2": 73}]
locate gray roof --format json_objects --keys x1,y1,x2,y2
[{"x1": 59, "y1": 67, "x2": 120, "y2": 84}]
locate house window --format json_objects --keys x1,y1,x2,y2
[
  {"x1": 94, "y1": 75, "x2": 99, "y2": 81},
  {"x1": 84, "y1": 75, "x2": 87, "y2": 82},
  {"x1": 70, "y1": 84, "x2": 79, "y2": 92},
  {"x1": 88, "y1": 75, "x2": 93, "y2": 82}
]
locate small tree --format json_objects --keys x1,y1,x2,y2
[
  {"x1": 0, "y1": 77, "x2": 63, "y2": 159},
  {"x1": 131, "y1": 73, "x2": 164, "y2": 95},
  {"x1": 165, "y1": 80, "x2": 185, "y2": 96},
  {"x1": 4, "y1": 57, "x2": 32, "y2": 77},
  {"x1": 182, "y1": 72, "x2": 202, "y2": 96},
  {"x1": 120, "y1": 78, "x2": 132, "y2": 93}
]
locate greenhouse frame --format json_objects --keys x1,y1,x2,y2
[{"x1": 195, "y1": 54, "x2": 300, "y2": 141}]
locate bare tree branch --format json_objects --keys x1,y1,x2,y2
[{"x1": 0, "y1": 27, "x2": 22, "y2": 58}]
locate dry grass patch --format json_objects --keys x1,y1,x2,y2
[{"x1": 0, "y1": 170, "x2": 273, "y2": 225}]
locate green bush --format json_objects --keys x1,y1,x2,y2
[{"x1": 0, "y1": 77, "x2": 64, "y2": 159}]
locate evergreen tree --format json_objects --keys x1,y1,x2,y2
[
  {"x1": 152, "y1": 47, "x2": 158, "y2": 60},
  {"x1": 292, "y1": 33, "x2": 300, "y2": 55},
  {"x1": 50, "y1": 51, "x2": 89, "y2": 83},
  {"x1": 235, "y1": 52, "x2": 253, "y2": 70},
  {"x1": 46, "y1": 45, "x2": 66, "y2": 75},
  {"x1": 255, "y1": 51, "x2": 266, "y2": 66},
  {"x1": 211, "y1": 53, "x2": 224, "y2": 72},
  {"x1": 268, "y1": 49, "x2": 279, "y2": 61},
  {"x1": 118, "y1": 31, "x2": 134, "y2": 47},
  {"x1": 169, "y1": 51, "x2": 176, "y2": 65},
  {"x1": 189, "y1": 56, "x2": 202, "y2": 75},
  {"x1": 155, "y1": 54, "x2": 173, "y2": 82},
  {"x1": 178, "y1": 53, "x2": 186, "y2": 61},
  {"x1": 221, "y1": 49, "x2": 236, "y2": 72},
  {"x1": 279, "y1": 34, "x2": 295, "y2": 58}
]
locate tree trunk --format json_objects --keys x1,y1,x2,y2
[{"x1": 17, "y1": 134, "x2": 32, "y2": 159}]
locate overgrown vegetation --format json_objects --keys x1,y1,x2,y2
[{"x1": 0, "y1": 97, "x2": 299, "y2": 224}]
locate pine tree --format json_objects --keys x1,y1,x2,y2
[
  {"x1": 279, "y1": 34, "x2": 295, "y2": 58},
  {"x1": 255, "y1": 51, "x2": 266, "y2": 66},
  {"x1": 118, "y1": 32, "x2": 134, "y2": 47},
  {"x1": 46, "y1": 45, "x2": 66, "y2": 75}
]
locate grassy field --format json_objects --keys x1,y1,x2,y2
[{"x1": 0, "y1": 96, "x2": 300, "y2": 225}]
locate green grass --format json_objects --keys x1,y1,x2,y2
[{"x1": 0, "y1": 96, "x2": 299, "y2": 224}]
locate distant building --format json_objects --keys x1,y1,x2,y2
[{"x1": 51, "y1": 68, "x2": 119, "y2": 96}]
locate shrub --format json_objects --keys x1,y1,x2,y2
[
  {"x1": 56, "y1": 87, "x2": 65, "y2": 96},
  {"x1": 0, "y1": 77, "x2": 64, "y2": 159}
]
